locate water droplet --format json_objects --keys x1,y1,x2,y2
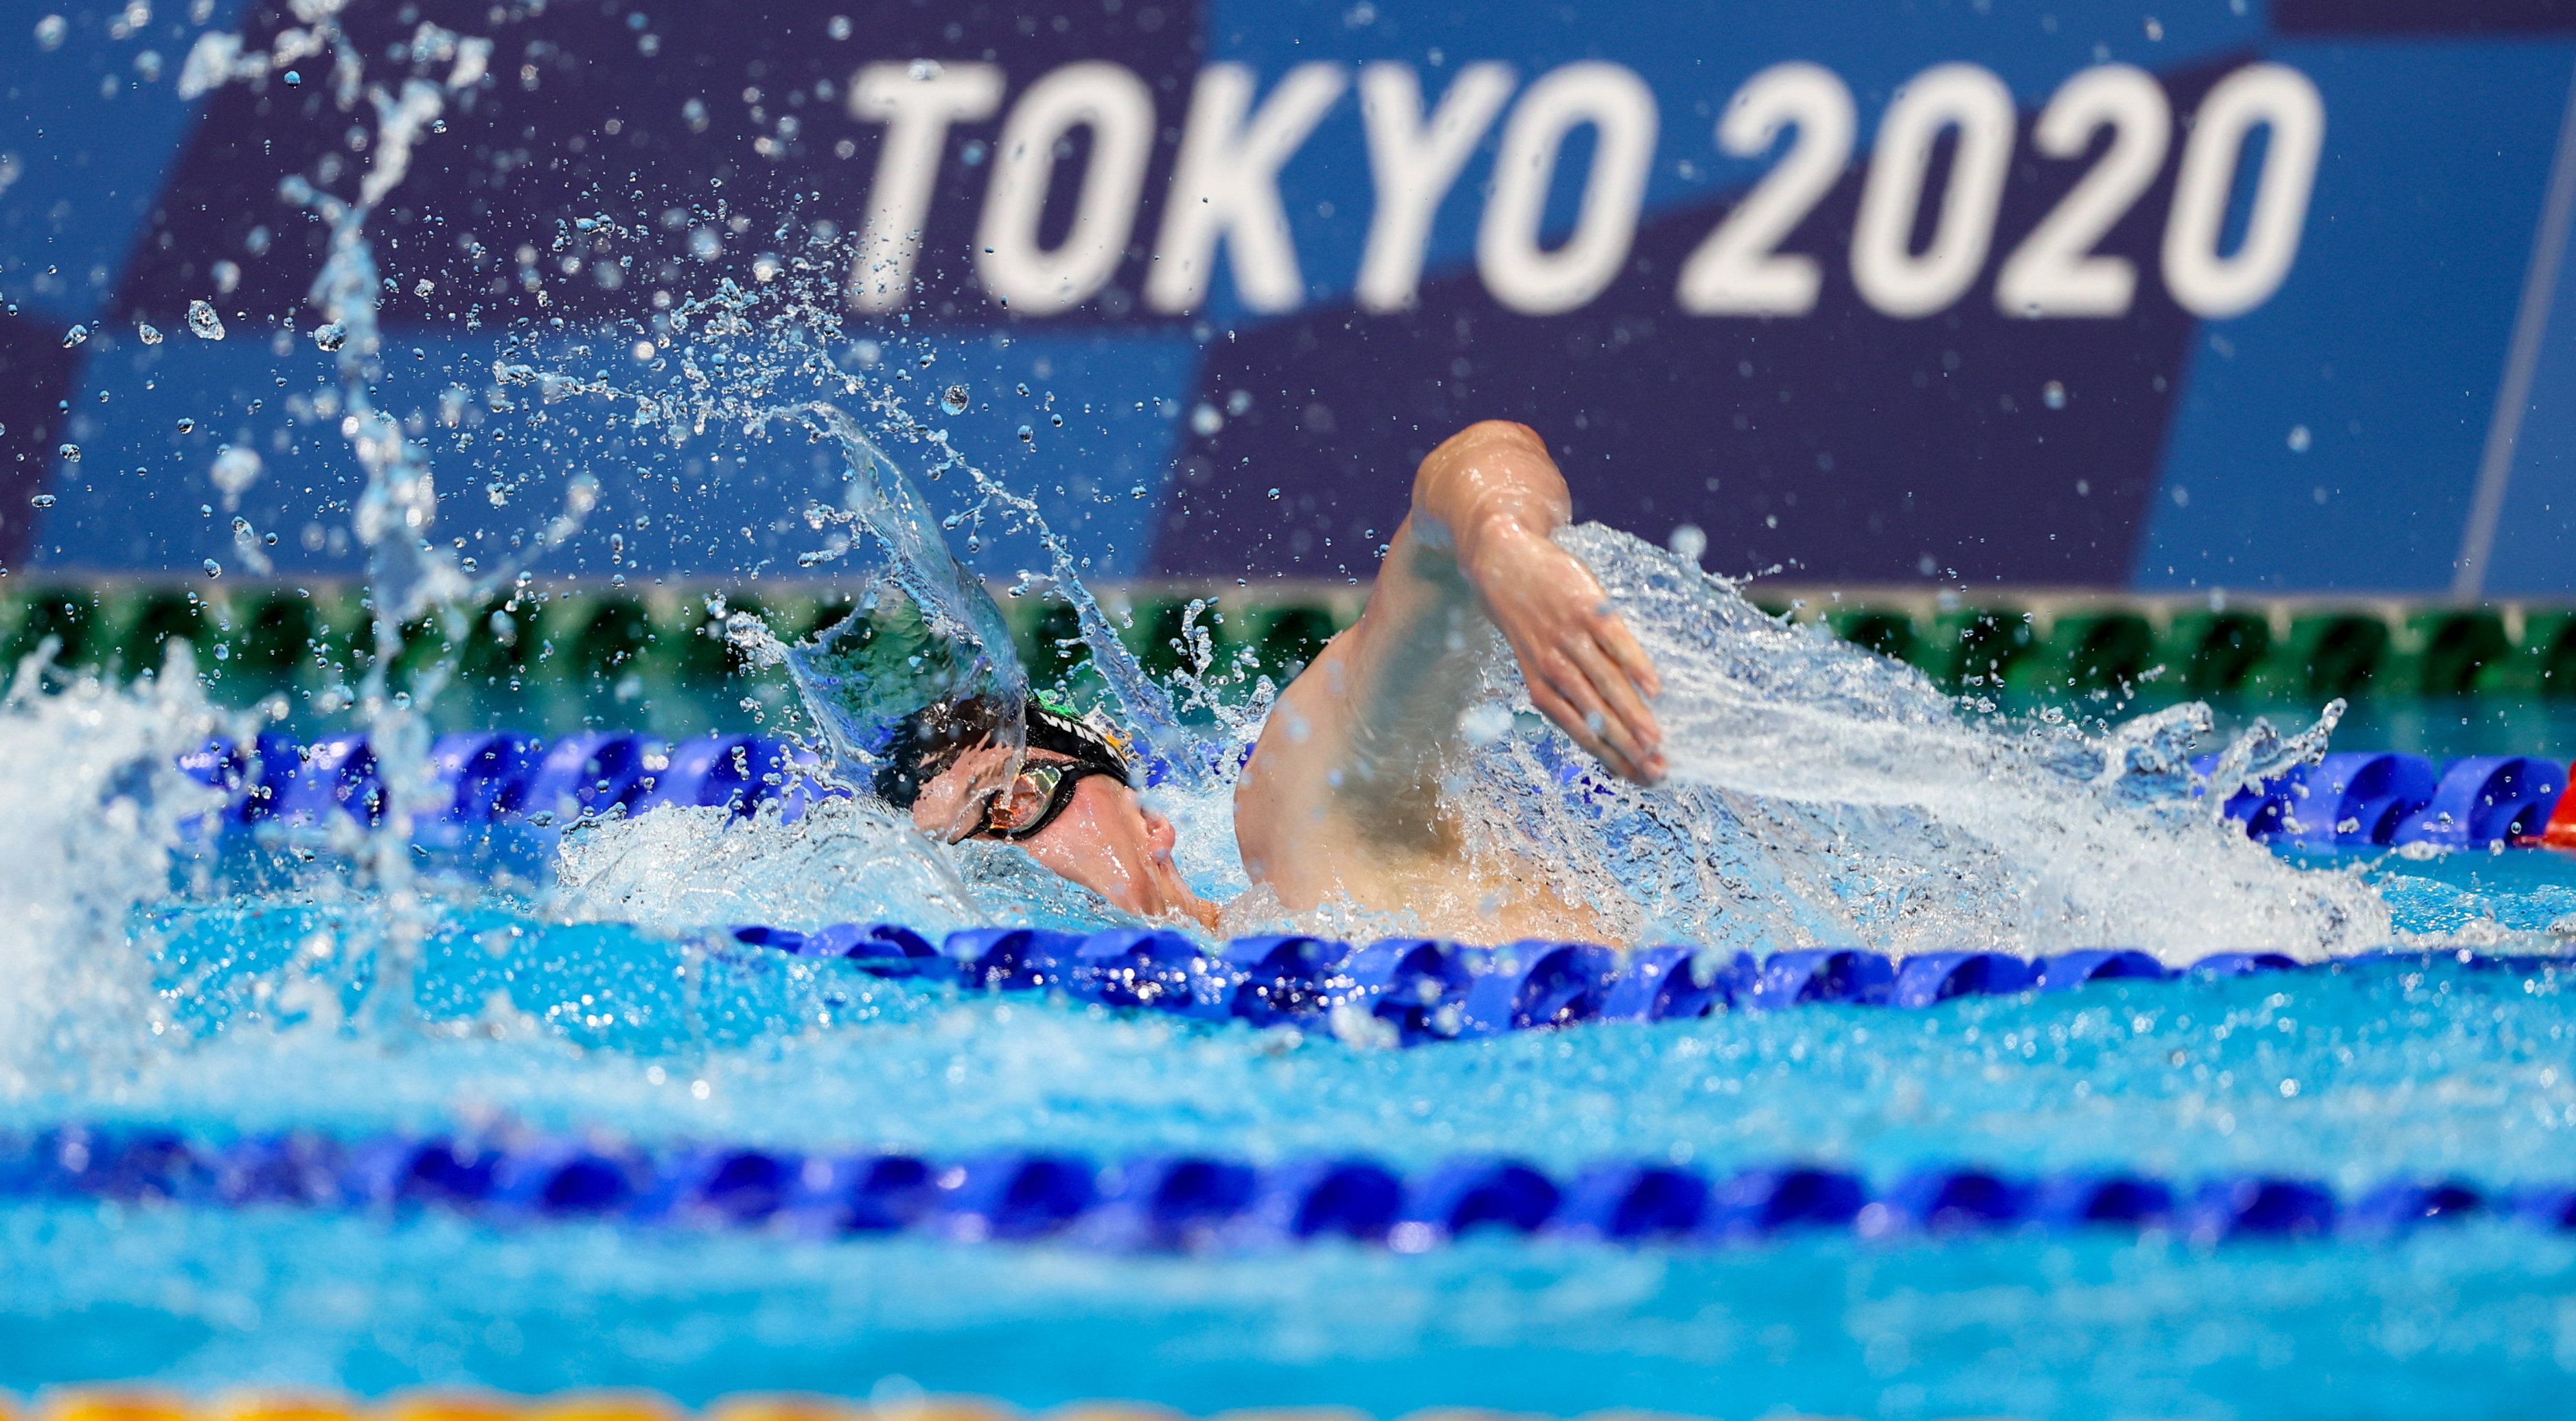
[
  {"x1": 940, "y1": 383, "x2": 969, "y2": 416},
  {"x1": 2042, "y1": 380, "x2": 2067, "y2": 411},
  {"x1": 1016, "y1": 424, "x2": 1034, "y2": 443},
  {"x1": 34, "y1": 15, "x2": 66, "y2": 51},
  {"x1": 1190, "y1": 402, "x2": 1223, "y2": 437},
  {"x1": 1226, "y1": 389, "x2": 1252, "y2": 416},
  {"x1": 2287, "y1": 424, "x2": 2312, "y2": 452},
  {"x1": 1460, "y1": 702, "x2": 1511, "y2": 746},
  {"x1": 1668, "y1": 522, "x2": 1707, "y2": 562},
  {"x1": 29, "y1": 493, "x2": 56, "y2": 509},
  {"x1": 176, "y1": 417, "x2": 195, "y2": 433},
  {"x1": 60, "y1": 323, "x2": 87, "y2": 348},
  {"x1": 1266, "y1": 487, "x2": 1280, "y2": 500},
  {"x1": 186, "y1": 300, "x2": 225, "y2": 340},
  {"x1": 202, "y1": 558, "x2": 222, "y2": 578},
  {"x1": 827, "y1": 13, "x2": 851, "y2": 39},
  {"x1": 135, "y1": 321, "x2": 162, "y2": 345},
  {"x1": 56, "y1": 442, "x2": 80, "y2": 463},
  {"x1": 282, "y1": 69, "x2": 301, "y2": 86},
  {"x1": 211, "y1": 446, "x2": 264, "y2": 497},
  {"x1": 310, "y1": 321, "x2": 345, "y2": 351}
]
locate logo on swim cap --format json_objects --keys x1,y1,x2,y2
[{"x1": 872, "y1": 693, "x2": 1134, "y2": 810}]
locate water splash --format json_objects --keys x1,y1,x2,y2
[
  {"x1": 1433, "y1": 524, "x2": 2389, "y2": 961},
  {"x1": 778, "y1": 405, "x2": 1028, "y2": 778},
  {"x1": 0, "y1": 649, "x2": 222, "y2": 1097},
  {"x1": 494, "y1": 246, "x2": 1210, "y2": 783}
]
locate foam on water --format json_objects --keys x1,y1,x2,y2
[{"x1": 0, "y1": 652, "x2": 221, "y2": 1096}]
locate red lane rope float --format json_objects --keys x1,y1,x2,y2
[
  {"x1": 6, "y1": 1394, "x2": 1639, "y2": 1421},
  {"x1": 10, "y1": 1393, "x2": 1035, "y2": 1421}
]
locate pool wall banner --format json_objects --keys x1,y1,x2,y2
[{"x1": 11, "y1": 0, "x2": 2576, "y2": 597}]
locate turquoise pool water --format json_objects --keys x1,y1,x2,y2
[
  {"x1": 3, "y1": 833, "x2": 2573, "y2": 1420},
  {"x1": 14, "y1": 8, "x2": 2575, "y2": 1411},
  {"x1": 6, "y1": 516, "x2": 2576, "y2": 1418}
]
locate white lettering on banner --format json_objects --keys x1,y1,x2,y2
[
  {"x1": 976, "y1": 62, "x2": 1157, "y2": 315},
  {"x1": 1996, "y1": 64, "x2": 2171, "y2": 318},
  {"x1": 1478, "y1": 61, "x2": 1659, "y2": 316},
  {"x1": 1147, "y1": 62, "x2": 1349, "y2": 314},
  {"x1": 844, "y1": 61, "x2": 1005, "y2": 314},
  {"x1": 2163, "y1": 62, "x2": 2326, "y2": 319},
  {"x1": 1354, "y1": 62, "x2": 1517, "y2": 313},
  {"x1": 1676, "y1": 61, "x2": 1855, "y2": 317},
  {"x1": 837, "y1": 58, "x2": 2323, "y2": 324},
  {"x1": 1851, "y1": 62, "x2": 2016, "y2": 319}
]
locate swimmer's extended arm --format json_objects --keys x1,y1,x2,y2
[
  {"x1": 1237, "y1": 421, "x2": 1664, "y2": 894},
  {"x1": 1403, "y1": 421, "x2": 1666, "y2": 782}
]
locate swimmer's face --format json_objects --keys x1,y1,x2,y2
[{"x1": 911, "y1": 743, "x2": 1214, "y2": 927}]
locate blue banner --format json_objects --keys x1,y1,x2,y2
[{"x1": 8, "y1": 0, "x2": 2576, "y2": 594}]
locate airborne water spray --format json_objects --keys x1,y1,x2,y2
[{"x1": 174, "y1": 7, "x2": 595, "y2": 1019}]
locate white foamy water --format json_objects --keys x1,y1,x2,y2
[
  {"x1": 0, "y1": 654, "x2": 222, "y2": 1096},
  {"x1": 1439, "y1": 523, "x2": 2390, "y2": 961}
]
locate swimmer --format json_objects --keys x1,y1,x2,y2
[{"x1": 882, "y1": 420, "x2": 1668, "y2": 942}]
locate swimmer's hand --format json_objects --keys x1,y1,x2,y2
[{"x1": 1467, "y1": 520, "x2": 1667, "y2": 783}]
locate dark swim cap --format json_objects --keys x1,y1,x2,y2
[{"x1": 872, "y1": 695, "x2": 1131, "y2": 809}]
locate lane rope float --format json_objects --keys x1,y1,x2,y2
[
  {"x1": 179, "y1": 732, "x2": 2576, "y2": 851},
  {"x1": 715, "y1": 923, "x2": 2567, "y2": 1043},
  {"x1": 4, "y1": 1123, "x2": 2565, "y2": 1251}
]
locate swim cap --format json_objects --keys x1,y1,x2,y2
[{"x1": 873, "y1": 693, "x2": 1132, "y2": 809}]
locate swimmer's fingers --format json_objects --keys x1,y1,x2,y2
[
  {"x1": 1569, "y1": 634, "x2": 1666, "y2": 782},
  {"x1": 1528, "y1": 656, "x2": 1649, "y2": 783},
  {"x1": 1593, "y1": 605, "x2": 1664, "y2": 700}
]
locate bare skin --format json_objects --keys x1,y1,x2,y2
[{"x1": 913, "y1": 419, "x2": 1666, "y2": 943}]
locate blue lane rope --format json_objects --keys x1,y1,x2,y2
[
  {"x1": 2200, "y1": 750, "x2": 2566, "y2": 848},
  {"x1": 177, "y1": 732, "x2": 2574, "y2": 850},
  {"x1": 2, "y1": 1124, "x2": 2566, "y2": 1249},
  {"x1": 715, "y1": 924, "x2": 2569, "y2": 1043},
  {"x1": 174, "y1": 730, "x2": 841, "y2": 833}
]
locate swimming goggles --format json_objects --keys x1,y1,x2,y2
[{"x1": 967, "y1": 757, "x2": 1129, "y2": 842}]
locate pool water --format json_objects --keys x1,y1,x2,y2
[
  {"x1": 12, "y1": 7, "x2": 2576, "y2": 1413},
  {"x1": 8, "y1": 510, "x2": 2576, "y2": 1419},
  {"x1": 3, "y1": 814, "x2": 2575, "y2": 1420}
]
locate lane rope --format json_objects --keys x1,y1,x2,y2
[
  {"x1": 179, "y1": 734, "x2": 2576, "y2": 851},
  {"x1": 1, "y1": 1388, "x2": 1360, "y2": 1421},
  {"x1": 3, "y1": 1123, "x2": 2565, "y2": 1250},
  {"x1": 715, "y1": 923, "x2": 2567, "y2": 1042}
]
